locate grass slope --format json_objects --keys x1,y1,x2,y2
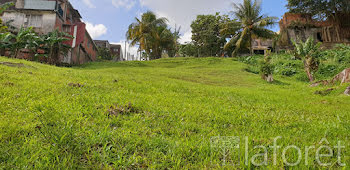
[{"x1": 1, "y1": 57, "x2": 350, "y2": 169}]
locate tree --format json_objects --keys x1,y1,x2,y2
[
  {"x1": 287, "y1": 0, "x2": 350, "y2": 20},
  {"x1": 167, "y1": 25, "x2": 181, "y2": 57},
  {"x1": 223, "y1": 0, "x2": 277, "y2": 57},
  {"x1": 292, "y1": 37, "x2": 321, "y2": 82},
  {"x1": 178, "y1": 43, "x2": 199, "y2": 57},
  {"x1": 127, "y1": 11, "x2": 178, "y2": 60},
  {"x1": 97, "y1": 47, "x2": 113, "y2": 60},
  {"x1": 40, "y1": 29, "x2": 72, "y2": 64},
  {"x1": 191, "y1": 13, "x2": 227, "y2": 57}
]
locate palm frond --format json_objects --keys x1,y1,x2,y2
[{"x1": 251, "y1": 27, "x2": 275, "y2": 39}]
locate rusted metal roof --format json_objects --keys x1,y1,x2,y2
[{"x1": 23, "y1": 0, "x2": 56, "y2": 10}]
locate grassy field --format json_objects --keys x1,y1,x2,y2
[{"x1": 1, "y1": 56, "x2": 350, "y2": 169}]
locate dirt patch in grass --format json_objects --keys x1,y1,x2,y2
[
  {"x1": 314, "y1": 88, "x2": 334, "y2": 96},
  {"x1": 68, "y1": 83, "x2": 84, "y2": 88},
  {"x1": 0, "y1": 62, "x2": 35, "y2": 68},
  {"x1": 4, "y1": 82, "x2": 14, "y2": 86},
  {"x1": 108, "y1": 102, "x2": 140, "y2": 117}
]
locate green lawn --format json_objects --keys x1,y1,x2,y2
[{"x1": 1, "y1": 56, "x2": 349, "y2": 169}]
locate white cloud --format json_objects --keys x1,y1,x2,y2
[
  {"x1": 179, "y1": 31, "x2": 192, "y2": 44},
  {"x1": 82, "y1": 0, "x2": 96, "y2": 8},
  {"x1": 112, "y1": 0, "x2": 136, "y2": 10},
  {"x1": 85, "y1": 22, "x2": 108, "y2": 39}
]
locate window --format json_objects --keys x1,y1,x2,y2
[
  {"x1": 25, "y1": 15, "x2": 43, "y2": 28},
  {"x1": 63, "y1": 25, "x2": 71, "y2": 33}
]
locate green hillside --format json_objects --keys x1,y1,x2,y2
[{"x1": 1, "y1": 57, "x2": 349, "y2": 169}]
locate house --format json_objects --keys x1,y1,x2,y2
[
  {"x1": 94, "y1": 40, "x2": 123, "y2": 61},
  {"x1": 110, "y1": 44, "x2": 122, "y2": 61},
  {"x1": 94, "y1": 40, "x2": 111, "y2": 49},
  {"x1": 279, "y1": 13, "x2": 350, "y2": 49},
  {"x1": 252, "y1": 39, "x2": 273, "y2": 54},
  {"x1": 0, "y1": 0, "x2": 97, "y2": 65}
]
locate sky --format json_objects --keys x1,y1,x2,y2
[{"x1": 69, "y1": 0, "x2": 288, "y2": 58}]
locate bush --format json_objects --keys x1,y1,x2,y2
[
  {"x1": 260, "y1": 56, "x2": 274, "y2": 75},
  {"x1": 238, "y1": 55, "x2": 262, "y2": 65},
  {"x1": 321, "y1": 44, "x2": 350, "y2": 64},
  {"x1": 316, "y1": 64, "x2": 338, "y2": 77},
  {"x1": 98, "y1": 47, "x2": 114, "y2": 60},
  {"x1": 274, "y1": 60, "x2": 300, "y2": 77}
]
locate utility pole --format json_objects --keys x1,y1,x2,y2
[{"x1": 124, "y1": 41, "x2": 127, "y2": 61}]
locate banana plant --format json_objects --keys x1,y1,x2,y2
[
  {"x1": 9, "y1": 27, "x2": 39, "y2": 58},
  {"x1": 0, "y1": 32, "x2": 13, "y2": 56},
  {"x1": 40, "y1": 29, "x2": 72, "y2": 64},
  {"x1": 292, "y1": 37, "x2": 322, "y2": 82}
]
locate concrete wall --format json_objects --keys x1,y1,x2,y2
[
  {"x1": 286, "y1": 27, "x2": 320, "y2": 42},
  {"x1": 1, "y1": 10, "x2": 56, "y2": 34}
]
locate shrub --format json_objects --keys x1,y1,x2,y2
[
  {"x1": 274, "y1": 60, "x2": 300, "y2": 77},
  {"x1": 260, "y1": 50, "x2": 274, "y2": 82}
]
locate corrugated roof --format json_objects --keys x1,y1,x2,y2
[{"x1": 23, "y1": 0, "x2": 56, "y2": 10}]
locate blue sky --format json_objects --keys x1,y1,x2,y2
[{"x1": 69, "y1": 0, "x2": 288, "y2": 55}]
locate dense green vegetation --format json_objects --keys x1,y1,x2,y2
[
  {"x1": 190, "y1": 13, "x2": 227, "y2": 57},
  {"x1": 1, "y1": 53, "x2": 350, "y2": 168},
  {"x1": 0, "y1": 27, "x2": 72, "y2": 64},
  {"x1": 287, "y1": 0, "x2": 350, "y2": 19},
  {"x1": 243, "y1": 44, "x2": 350, "y2": 82}
]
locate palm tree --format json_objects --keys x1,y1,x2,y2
[
  {"x1": 126, "y1": 11, "x2": 169, "y2": 59},
  {"x1": 223, "y1": 0, "x2": 278, "y2": 57},
  {"x1": 153, "y1": 25, "x2": 178, "y2": 58}
]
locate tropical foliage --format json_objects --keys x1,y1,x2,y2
[
  {"x1": 40, "y1": 30, "x2": 72, "y2": 64},
  {"x1": 97, "y1": 47, "x2": 113, "y2": 60},
  {"x1": 222, "y1": 0, "x2": 277, "y2": 57},
  {"x1": 0, "y1": 27, "x2": 72, "y2": 64},
  {"x1": 287, "y1": 0, "x2": 350, "y2": 20},
  {"x1": 0, "y1": 32, "x2": 12, "y2": 56},
  {"x1": 178, "y1": 43, "x2": 199, "y2": 57},
  {"x1": 8, "y1": 27, "x2": 39, "y2": 58},
  {"x1": 292, "y1": 37, "x2": 322, "y2": 82},
  {"x1": 191, "y1": 13, "x2": 228, "y2": 57},
  {"x1": 259, "y1": 50, "x2": 274, "y2": 82},
  {"x1": 126, "y1": 11, "x2": 179, "y2": 60}
]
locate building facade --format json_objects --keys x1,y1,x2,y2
[
  {"x1": 0, "y1": 0, "x2": 97, "y2": 65},
  {"x1": 110, "y1": 44, "x2": 122, "y2": 61},
  {"x1": 279, "y1": 13, "x2": 350, "y2": 49},
  {"x1": 94, "y1": 40, "x2": 123, "y2": 61}
]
